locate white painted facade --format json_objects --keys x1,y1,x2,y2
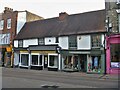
[
  {"x1": 23, "y1": 39, "x2": 38, "y2": 47},
  {"x1": 45, "y1": 37, "x2": 56, "y2": 45},
  {"x1": 16, "y1": 12, "x2": 26, "y2": 34},
  {"x1": 59, "y1": 36, "x2": 68, "y2": 49},
  {"x1": 77, "y1": 35, "x2": 91, "y2": 50}
]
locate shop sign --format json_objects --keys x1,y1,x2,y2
[{"x1": 6, "y1": 47, "x2": 12, "y2": 52}]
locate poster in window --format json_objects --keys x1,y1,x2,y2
[
  {"x1": 94, "y1": 57, "x2": 98, "y2": 67},
  {"x1": 111, "y1": 62, "x2": 120, "y2": 68}
]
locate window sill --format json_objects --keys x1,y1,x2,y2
[{"x1": 31, "y1": 65, "x2": 43, "y2": 66}]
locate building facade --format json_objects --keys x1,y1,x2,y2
[
  {"x1": 0, "y1": 7, "x2": 43, "y2": 67},
  {"x1": 13, "y1": 10, "x2": 107, "y2": 74},
  {"x1": 105, "y1": 0, "x2": 120, "y2": 74}
]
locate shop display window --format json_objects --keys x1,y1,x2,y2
[
  {"x1": 63, "y1": 55, "x2": 78, "y2": 70},
  {"x1": 110, "y1": 44, "x2": 120, "y2": 68},
  {"x1": 32, "y1": 55, "x2": 38, "y2": 65},
  {"x1": 49, "y1": 55, "x2": 58, "y2": 67},
  {"x1": 88, "y1": 56, "x2": 101, "y2": 73},
  {"x1": 21, "y1": 54, "x2": 29, "y2": 66}
]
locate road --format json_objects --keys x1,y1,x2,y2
[{"x1": 1, "y1": 68, "x2": 119, "y2": 89}]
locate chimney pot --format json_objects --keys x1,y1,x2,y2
[{"x1": 59, "y1": 12, "x2": 68, "y2": 21}]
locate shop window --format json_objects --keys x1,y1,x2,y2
[
  {"x1": 0, "y1": 20, "x2": 4, "y2": 30},
  {"x1": 7, "y1": 18, "x2": 11, "y2": 29},
  {"x1": 69, "y1": 36, "x2": 77, "y2": 49},
  {"x1": 32, "y1": 55, "x2": 38, "y2": 65},
  {"x1": 91, "y1": 35, "x2": 101, "y2": 48},
  {"x1": 88, "y1": 56, "x2": 101, "y2": 73},
  {"x1": 21, "y1": 54, "x2": 29, "y2": 66},
  {"x1": 63, "y1": 55, "x2": 78, "y2": 70},
  {"x1": 49, "y1": 55, "x2": 58, "y2": 67},
  {"x1": 110, "y1": 44, "x2": 120, "y2": 68},
  {"x1": 38, "y1": 38, "x2": 44, "y2": 45},
  {"x1": 18, "y1": 40, "x2": 23, "y2": 47}
]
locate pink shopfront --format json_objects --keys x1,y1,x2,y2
[{"x1": 106, "y1": 34, "x2": 120, "y2": 74}]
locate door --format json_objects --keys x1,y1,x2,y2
[
  {"x1": 44, "y1": 55, "x2": 48, "y2": 68},
  {"x1": 79, "y1": 54, "x2": 87, "y2": 72}
]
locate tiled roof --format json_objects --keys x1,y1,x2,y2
[{"x1": 15, "y1": 9, "x2": 106, "y2": 40}]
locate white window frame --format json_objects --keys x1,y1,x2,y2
[
  {"x1": 31, "y1": 53, "x2": 43, "y2": 66},
  {"x1": 0, "y1": 20, "x2": 4, "y2": 30},
  {"x1": 19, "y1": 53, "x2": 29, "y2": 67},
  {"x1": 48, "y1": 53, "x2": 58, "y2": 68},
  {"x1": 7, "y1": 18, "x2": 11, "y2": 29}
]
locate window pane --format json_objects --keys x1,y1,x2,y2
[
  {"x1": 7, "y1": 19, "x2": 11, "y2": 29},
  {"x1": 18, "y1": 40, "x2": 23, "y2": 47},
  {"x1": 111, "y1": 44, "x2": 120, "y2": 68},
  {"x1": 32, "y1": 55, "x2": 38, "y2": 65},
  {"x1": 88, "y1": 56, "x2": 101, "y2": 72},
  {"x1": 0, "y1": 20, "x2": 4, "y2": 30},
  {"x1": 69, "y1": 36, "x2": 77, "y2": 48},
  {"x1": 49, "y1": 56, "x2": 58, "y2": 67},
  {"x1": 21, "y1": 54, "x2": 29, "y2": 66},
  {"x1": 38, "y1": 38, "x2": 44, "y2": 45},
  {"x1": 91, "y1": 35, "x2": 101, "y2": 47}
]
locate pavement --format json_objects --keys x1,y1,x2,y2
[{"x1": 1, "y1": 67, "x2": 119, "y2": 80}]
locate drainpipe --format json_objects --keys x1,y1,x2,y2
[
  {"x1": 104, "y1": 34, "x2": 107, "y2": 74},
  {"x1": 78, "y1": 55, "x2": 81, "y2": 72},
  {"x1": 28, "y1": 48, "x2": 31, "y2": 69}
]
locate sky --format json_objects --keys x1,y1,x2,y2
[{"x1": 0, "y1": 0, "x2": 106, "y2": 19}]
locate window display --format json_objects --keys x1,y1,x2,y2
[
  {"x1": 110, "y1": 44, "x2": 120, "y2": 68},
  {"x1": 87, "y1": 56, "x2": 101, "y2": 73},
  {"x1": 63, "y1": 55, "x2": 78, "y2": 70}
]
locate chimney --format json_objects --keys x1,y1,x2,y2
[
  {"x1": 4, "y1": 7, "x2": 13, "y2": 13},
  {"x1": 59, "y1": 12, "x2": 68, "y2": 20}
]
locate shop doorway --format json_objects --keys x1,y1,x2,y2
[
  {"x1": 44, "y1": 55, "x2": 48, "y2": 68},
  {"x1": 79, "y1": 54, "x2": 87, "y2": 72}
]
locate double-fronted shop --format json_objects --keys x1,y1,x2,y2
[{"x1": 14, "y1": 45, "x2": 60, "y2": 71}]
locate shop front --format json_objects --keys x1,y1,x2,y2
[
  {"x1": 15, "y1": 45, "x2": 60, "y2": 71},
  {"x1": 61, "y1": 50, "x2": 105, "y2": 74},
  {"x1": 30, "y1": 51, "x2": 59, "y2": 71},
  {"x1": 61, "y1": 51, "x2": 88, "y2": 72},
  {"x1": 106, "y1": 34, "x2": 120, "y2": 74}
]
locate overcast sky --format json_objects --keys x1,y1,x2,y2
[{"x1": 0, "y1": 0, "x2": 105, "y2": 19}]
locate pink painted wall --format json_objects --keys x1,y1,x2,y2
[{"x1": 106, "y1": 34, "x2": 120, "y2": 74}]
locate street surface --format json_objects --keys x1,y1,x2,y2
[{"x1": 1, "y1": 67, "x2": 119, "y2": 89}]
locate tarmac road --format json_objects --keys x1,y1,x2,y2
[{"x1": 1, "y1": 68, "x2": 119, "y2": 88}]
